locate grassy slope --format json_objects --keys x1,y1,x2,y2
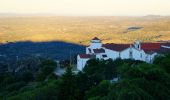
[{"x1": 0, "y1": 16, "x2": 170, "y2": 45}]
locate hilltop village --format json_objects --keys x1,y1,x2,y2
[{"x1": 77, "y1": 37, "x2": 170, "y2": 70}]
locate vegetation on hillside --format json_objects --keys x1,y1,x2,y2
[
  {"x1": 0, "y1": 16, "x2": 170, "y2": 45},
  {"x1": 0, "y1": 59, "x2": 57, "y2": 99},
  {"x1": 0, "y1": 54, "x2": 170, "y2": 100},
  {"x1": 0, "y1": 41, "x2": 85, "y2": 61}
]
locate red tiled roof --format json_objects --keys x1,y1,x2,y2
[
  {"x1": 140, "y1": 43, "x2": 170, "y2": 54},
  {"x1": 141, "y1": 43, "x2": 161, "y2": 51},
  {"x1": 102, "y1": 43, "x2": 130, "y2": 51},
  {"x1": 92, "y1": 37, "x2": 100, "y2": 40},
  {"x1": 93, "y1": 48, "x2": 105, "y2": 53},
  {"x1": 79, "y1": 54, "x2": 91, "y2": 59}
]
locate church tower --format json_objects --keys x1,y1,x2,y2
[
  {"x1": 134, "y1": 40, "x2": 141, "y2": 50},
  {"x1": 89, "y1": 37, "x2": 102, "y2": 49},
  {"x1": 86, "y1": 37, "x2": 102, "y2": 54}
]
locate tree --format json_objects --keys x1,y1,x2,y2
[
  {"x1": 113, "y1": 62, "x2": 170, "y2": 100},
  {"x1": 58, "y1": 67, "x2": 77, "y2": 100},
  {"x1": 75, "y1": 72, "x2": 91, "y2": 100},
  {"x1": 86, "y1": 80, "x2": 110, "y2": 99},
  {"x1": 153, "y1": 54, "x2": 170, "y2": 74},
  {"x1": 83, "y1": 59, "x2": 118, "y2": 85},
  {"x1": 21, "y1": 71, "x2": 34, "y2": 82},
  {"x1": 7, "y1": 80, "x2": 59, "y2": 100},
  {"x1": 36, "y1": 60, "x2": 57, "y2": 81}
]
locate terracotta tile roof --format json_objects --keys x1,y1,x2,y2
[
  {"x1": 92, "y1": 37, "x2": 100, "y2": 40},
  {"x1": 140, "y1": 43, "x2": 170, "y2": 54},
  {"x1": 141, "y1": 43, "x2": 164, "y2": 54},
  {"x1": 102, "y1": 43, "x2": 130, "y2": 52},
  {"x1": 79, "y1": 54, "x2": 91, "y2": 59},
  {"x1": 141, "y1": 43, "x2": 161, "y2": 51},
  {"x1": 93, "y1": 48, "x2": 105, "y2": 53}
]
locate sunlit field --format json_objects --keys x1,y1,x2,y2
[{"x1": 0, "y1": 16, "x2": 170, "y2": 45}]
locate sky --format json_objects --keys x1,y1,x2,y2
[{"x1": 0, "y1": 0, "x2": 170, "y2": 16}]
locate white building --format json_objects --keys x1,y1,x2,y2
[{"x1": 77, "y1": 37, "x2": 170, "y2": 71}]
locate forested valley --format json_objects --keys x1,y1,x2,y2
[{"x1": 0, "y1": 54, "x2": 170, "y2": 100}]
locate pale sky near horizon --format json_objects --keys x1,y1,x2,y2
[{"x1": 0, "y1": 0, "x2": 170, "y2": 16}]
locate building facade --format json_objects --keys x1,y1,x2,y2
[{"x1": 77, "y1": 37, "x2": 170, "y2": 71}]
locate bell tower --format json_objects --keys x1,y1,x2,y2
[
  {"x1": 90, "y1": 37, "x2": 102, "y2": 49},
  {"x1": 134, "y1": 40, "x2": 141, "y2": 50}
]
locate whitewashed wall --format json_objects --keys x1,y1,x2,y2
[
  {"x1": 145, "y1": 53, "x2": 157, "y2": 63},
  {"x1": 77, "y1": 56, "x2": 90, "y2": 71},
  {"x1": 112, "y1": 47, "x2": 148, "y2": 61},
  {"x1": 78, "y1": 41, "x2": 160, "y2": 71},
  {"x1": 120, "y1": 48, "x2": 131, "y2": 59},
  {"x1": 89, "y1": 42, "x2": 102, "y2": 49},
  {"x1": 131, "y1": 48, "x2": 142, "y2": 60},
  {"x1": 95, "y1": 53, "x2": 107, "y2": 59},
  {"x1": 86, "y1": 47, "x2": 91, "y2": 54},
  {"x1": 104, "y1": 48, "x2": 119, "y2": 60},
  {"x1": 140, "y1": 50, "x2": 147, "y2": 61}
]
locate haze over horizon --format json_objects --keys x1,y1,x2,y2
[{"x1": 0, "y1": 0, "x2": 170, "y2": 16}]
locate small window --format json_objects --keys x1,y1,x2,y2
[
  {"x1": 102, "y1": 55, "x2": 107, "y2": 58},
  {"x1": 129, "y1": 51, "x2": 133, "y2": 59},
  {"x1": 88, "y1": 48, "x2": 91, "y2": 53}
]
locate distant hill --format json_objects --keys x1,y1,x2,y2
[
  {"x1": 144, "y1": 15, "x2": 162, "y2": 17},
  {"x1": 0, "y1": 41, "x2": 85, "y2": 61},
  {"x1": 0, "y1": 16, "x2": 170, "y2": 45},
  {"x1": 0, "y1": 13, "x2": 56, "y2": 17}
]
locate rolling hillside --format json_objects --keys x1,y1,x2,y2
[
  {"x1": 0, "y1": 41, "x2": 85, "y2": 61},
  {"x1": 0, "y1": 16, "x2": 170, "y2": 45}
]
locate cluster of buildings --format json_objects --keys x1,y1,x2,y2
[{"x1": 77, "y1": 37, "x2": 170, "y2": 71}]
